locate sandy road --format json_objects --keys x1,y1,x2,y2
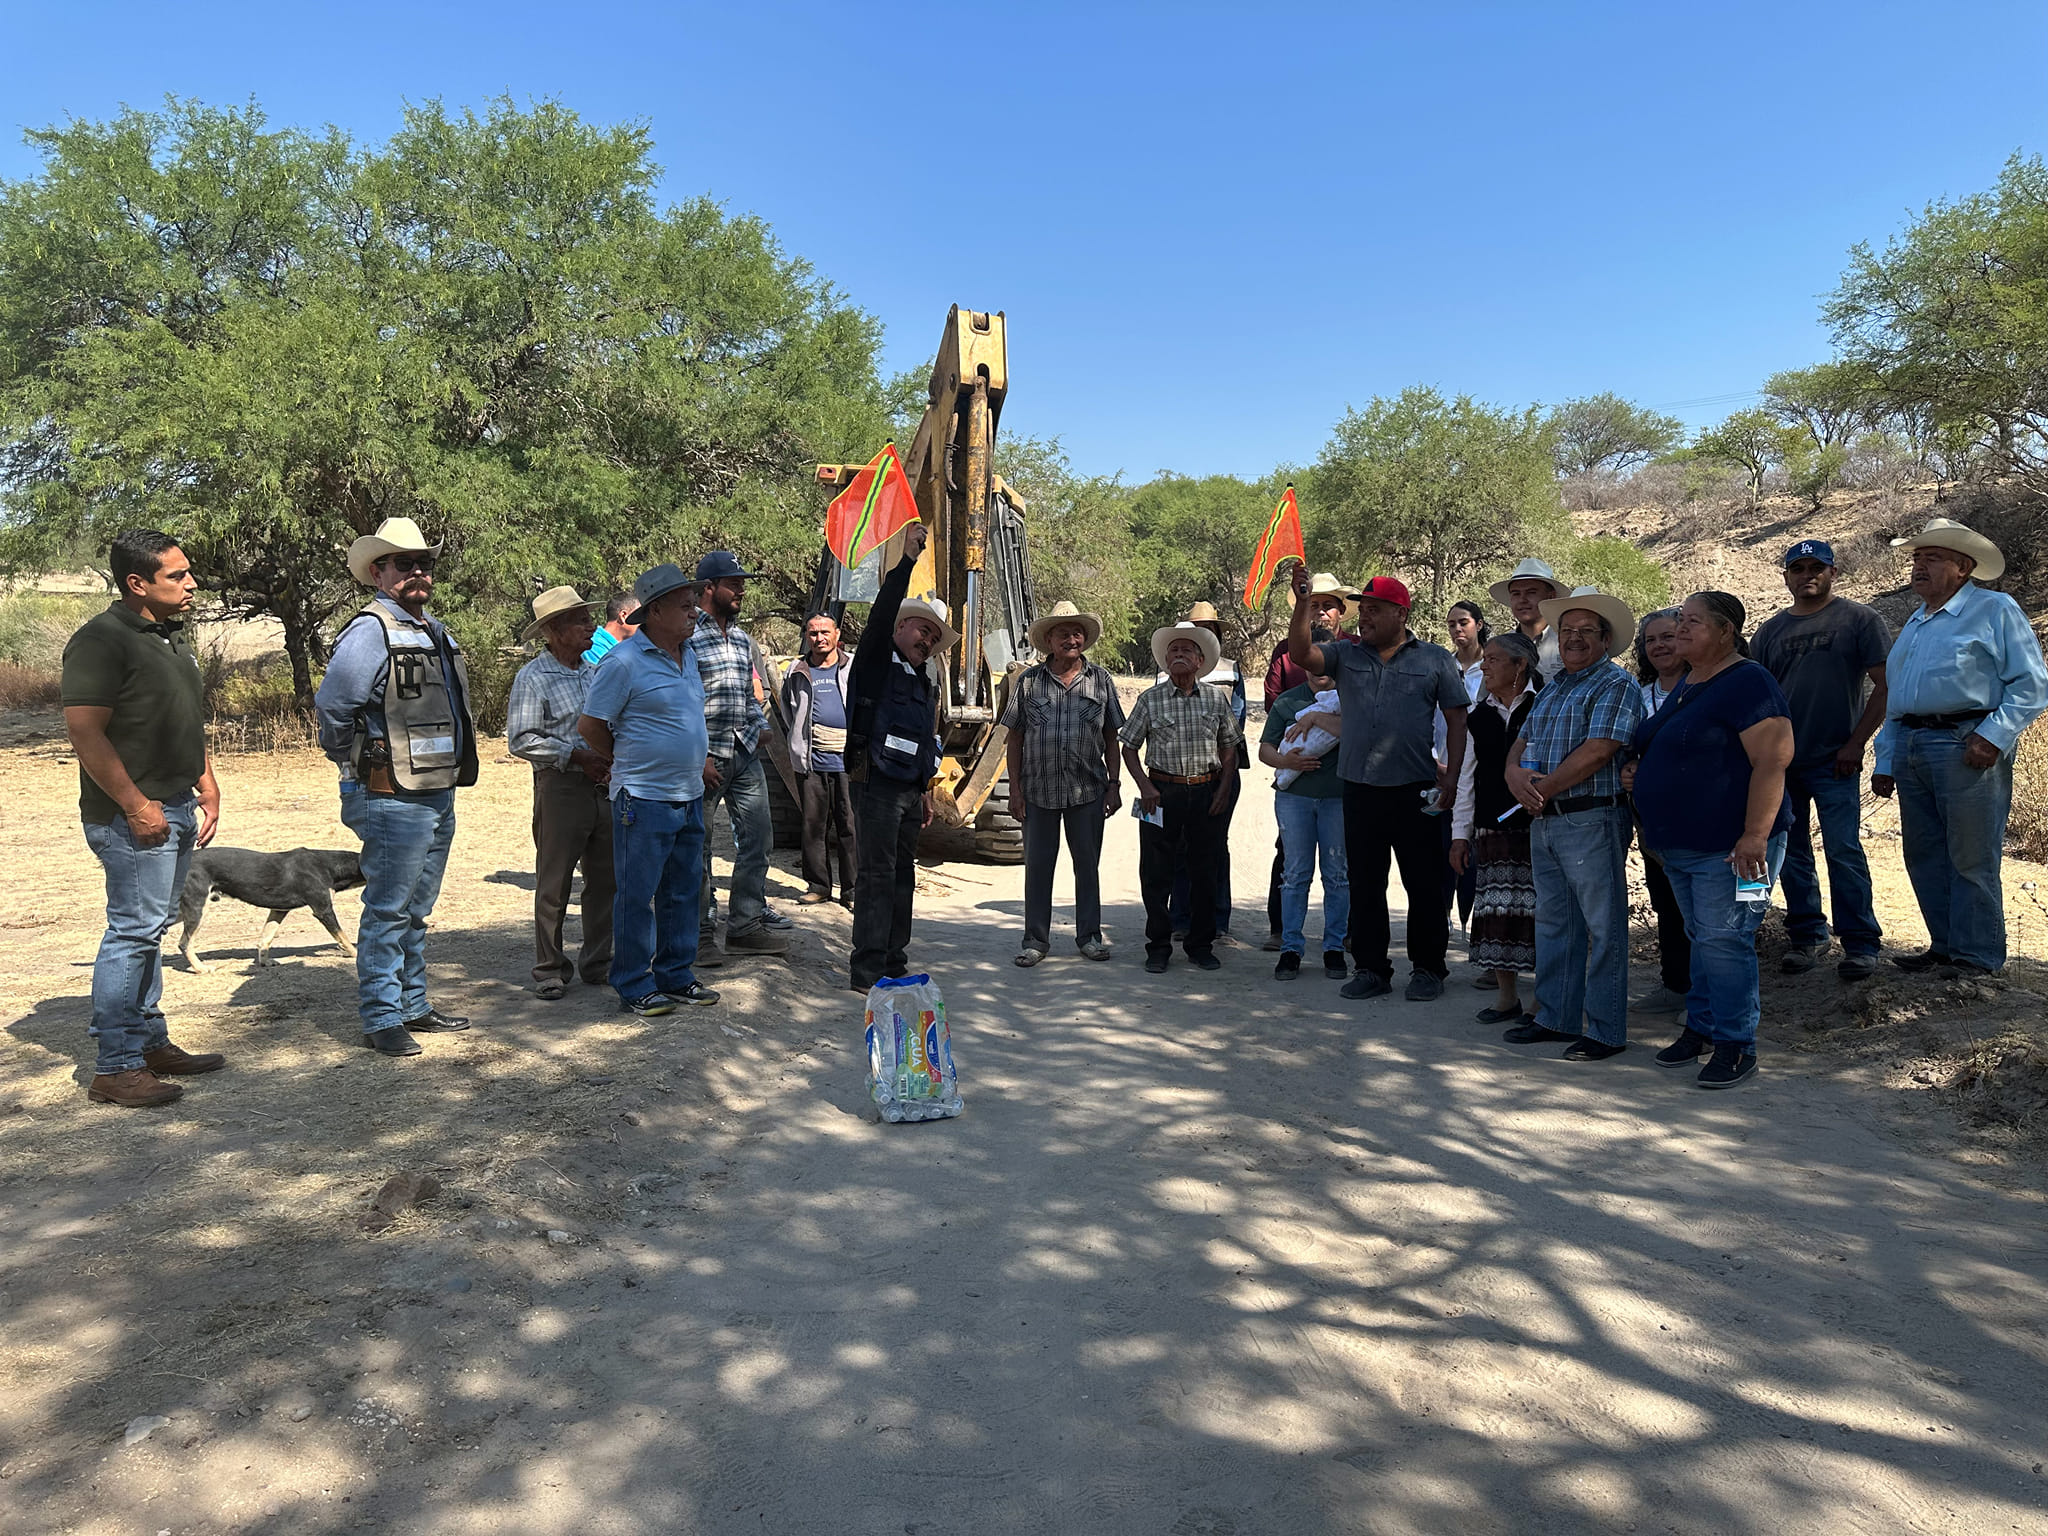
[{"x1": 3, "y1": 742, "x2": 2047, "y2": 1535}]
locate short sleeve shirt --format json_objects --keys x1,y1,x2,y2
[
  {"x1": 1631, "y1": 660, "x2": 1795, "y2": 853},
  {"x1": 60, "y1": 603, "x2": 207, "y2": 823},
  {"x1": 1000, "y1": 660, "x2": 1127, "y2": 809},
  {"x1": 1517, "y1": 659, "x2": 1645, "y2": 798},
  {"x1": 1118, "y1": 680, "x2": 1239, "y2": 778},
  {"x1": 581, "y1": 633, "x2": 708, "y2": 803},
  {"x1": 1326, "y1": 634, "x2": 1468, "y2": 786},
  {"x1": 1750, "y1": 599, "x2": 1890, "y2": 766},
  {"x1": 1261, "y1": 685, "x2": 1344, "y2": 798}
]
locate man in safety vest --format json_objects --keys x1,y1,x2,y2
[{"x1": 314, "y1": 518, "x2": 480, "y2": 1058}]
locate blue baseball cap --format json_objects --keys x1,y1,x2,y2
[
  {"x1": 1783, "y1": 539, "x2": 1836, "y2": 568},
  {"x1": 694, "y1": 550, "x2": 758, "y2": 582}
]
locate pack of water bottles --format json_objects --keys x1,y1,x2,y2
[{"x1": 863, "y1": 974, "x2": 963, "y2": 1123}]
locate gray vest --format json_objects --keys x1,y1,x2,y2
[{"x1": 349, "y1": 602, "x2": 479, "y2": 793}]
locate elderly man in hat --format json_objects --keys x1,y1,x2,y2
[
  {"x1": 1491, "y1": 557, "x2": 1565, "y2": 683},
  {"x1": 1750, "y1": 539, "x2": 1891, "y2": 981},
  {"x1": 1499, "y1": 586, "x2": 1645, "y2": 1060},
  {"x1": 1287, "y1": 569, "x2": 1468, "y2": 1001},
  {"x1": 783, "y1": 612, "x2": 859, "y2": 907},
  {"x1": 1123, "y1": 621, "x2": 1241, "y2": 973},
  {"x1": 690, "y1": 551, "x2": 790, "y2": 962},
  {"x1": 315, "y1": 518, "x2": 480, "y2": 1057},
  {"x1": 1002, "y1": 600, "x2": 1126, "y2": 966},
  {"x1": 1872, "y1": 518, "x2": 2048, "y2": 977},
  {"x1": 846, "y1": 523, "x2": 950, "y2": 992},
  {"x1": 578, "y1": 566, "x2": 721, "y2": 1014},
  {"x1": 1168, "y1": 599, "x2": 1248, "y2": 941},
  {"x1": 508, "y1": 586, "x2": 616, "y2": 999}
]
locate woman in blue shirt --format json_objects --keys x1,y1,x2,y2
[{"x1": 1625, "y1": 592, "x2": 1793, "y2": 1089}]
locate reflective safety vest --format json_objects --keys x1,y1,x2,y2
[{"x1": 346, "y1": 602, "x2": 480, "y2": 793}]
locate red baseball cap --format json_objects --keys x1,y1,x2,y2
[{"x1": 1354, "y1": 576, "x2": 1412, "y2": 610}]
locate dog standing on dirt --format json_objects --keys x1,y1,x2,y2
[{"x1": 177, "y1": 848, "x2": 365, "y2": 971}]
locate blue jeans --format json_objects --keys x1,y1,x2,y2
[
  {"x1": 83, "y1": 794, "x2": 198, "y2": 1075},
  {"x1": 701, "y1": 749, "x2": 771, "y2": 938},
  {"x1": 1529, "y1": 805, "x2": 1630, "y2": 1046},
  {"x1": 1895, "y1": 726, "x2": 2014, "y2": 971},
  {"x1": 1275, "y1": 792, "x2": 1348, "y2": 956},
  {"x1": 339, "y1": 785, "x2": 456, "y2": 1033},
  {"x1": 613, "y1": 792, "x2": 706, "y2": 1000},
  {"x1": 1781, "y1": 762, "x2": 1882, "y2": 956},
  {"x1": 1663, "y1": 834, "x2": 1789, "y2": 1049}
]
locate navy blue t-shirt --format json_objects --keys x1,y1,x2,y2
[{"x1": 1631, "y1": 659, "x2": 1795, "y2": 854}]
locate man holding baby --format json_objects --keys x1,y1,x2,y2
[{"x1": 1287, "y1": 566, "x2": 1469, "y2": 1002}]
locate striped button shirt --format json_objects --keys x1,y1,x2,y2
[
  {"x1": 508, "y1": 650, "x2": 595, "y2": 771},
  {"x1": 688, "y1": 618, "x2": 765, "y2": 758},
  {"x1": 1119, "y1": 679, "x2": 1240, "y2": 778},
  {"x1": 1516, "y1": 658, "x2": 1644, "y2": 798}
]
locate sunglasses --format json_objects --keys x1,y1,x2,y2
[{"x1": 382, "y1": 555, "x2": 437, "y2": 575}]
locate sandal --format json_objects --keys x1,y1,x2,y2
[{"x1": 532, "y1": 980, "x2": 568, "y2": 1000}]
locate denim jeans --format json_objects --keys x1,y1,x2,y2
[
  {"x1": 701, "y1": 749, "x2": 771, "y2": 939},
  {"x1": 1275, "y1": 792, "x2": 1348, "y2": 956},
  {"x1": 1022, "y1": 799, "x2": 1108, "y2": 950},
  {"x1": 1895, "y1": 726, "x2": 2015, "y2": 971},
  {"x1": 611, "y1": 792, "x2": 706, "y2": 1000},
  {"x1": 1662, "y1": 833, "x2": 1789, "y2": 1049},
  {"x1": 82, "y1": 794, "x2": 197, "y2": 1075},
  {"x1": 1781, "y1": 762, "x2": 1882, "y2": 956},
  {"x1": 339, "y1": 786, "x2": 457, "y2": 1033},
  {"x1": 1529, "y1": 804, "x2": 1630, "y2": 1046}
]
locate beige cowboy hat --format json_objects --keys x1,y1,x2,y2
[
  {"x1": 1488, "y1": 556, "x2": 1564, "y2": 607},
  {"x1": 1027, "y1": 600, "x2": 1102, "y2": 651},
  {"x1": 1185, "y1": 600, "x2": 1225, "y2": 630},
  {"x1": 896, "y1": 594, "x2": 960, "y2": 653},
  {"x1": 521, "y1": 585, "x2": 598, "y2": 642},
  {"x1": 1303, "y1": 572, "x2": 1353, "y2": 621},
  {"x1": 1151, "y1": 620, "x2": 1223, "y2": 676},
  {"x1": 1891, "y1": 517, "x2": 2005, "y2": 581},
  {"x1": 346, "y1": 517, "x2": 443, "y2": 585},
  {"x1": 1538, "y1": 585, "x2": 1637, "y2": 659}
]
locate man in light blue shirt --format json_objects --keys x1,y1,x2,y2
[
  {"x1": 578, "y1": 565, "x2": 719, "y2": 1014},
  {"x1": 1872, "y1": 519, "x2": 2048, "y2": 976}
]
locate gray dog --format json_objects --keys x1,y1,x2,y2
[{"x1": 176, "y1": 847, "x2": 365, "y2": 971}]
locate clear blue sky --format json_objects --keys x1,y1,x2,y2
[{"x1": 4, "y1": 1, "x2": 2042, "y2": 481}]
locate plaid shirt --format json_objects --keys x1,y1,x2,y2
[
  {"x1": 1517, "y1": 658, "x2": 1643, "y2": 798},
  {"x1": 507, "y1": 649, "x2": 595, "y2": 771},
  {"x1": 1119, "y1": 679, "x2": 1240, "y2": 778},
  {"x1": 1000, "y1": 660, "x2": 1127, "y2": 809},
  {"x1": 688, "y1": 617, "x2": 765, "y2": 757}
]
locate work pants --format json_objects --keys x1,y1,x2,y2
[
  {"x1": 1343, "y1": 780, "x2": 1448, "y2": 981},
  {"x1": 1170, "y1": 767, "x2": 1240, "y2": 934},
  {"x1": 1022, "y1": 798, "x2": 1108, "y2": 951},
  {"x1": 531, "y1": 766, "x2": 615, "y2": 985},
  {"x1": 851, "y1": 777, "x2": 924, "y2": 991},
  {"x1": 1141, "y1": 781, "x2": 1223, "y2": 962},
  {"x1": 798, "y1": 767, "x2": 858, "y2": 899}
]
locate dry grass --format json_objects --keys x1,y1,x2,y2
[
  {"x1": 2013, "y1": 727, "x2": 2048, "y2": 861},
  {"x1": 0, "y1": 660, "x2": 60, "y2": 710}
]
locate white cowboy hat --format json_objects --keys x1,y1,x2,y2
[
  {"x1": 1891, "y1": 518, "x2": 2005, "y2": 582},
  {"x1": 1151, "y1": 621, "x2": 1222, "y2": 676},
  {"x1": 1488, "y1": 556, "x2": 1564, "y2": 608},
  {"x1": 1301, "y1": 572, "x2": 1353, "y2": 621},
  {"x1": 1027, "y1": 600, "x2": 1102, "y2": 651},
  {"x1": 896, "y1": 595, "x2": 959, "y2": 653},
  {"x1": 521, "y1": 585, "x2": 598, "y2": 642},
  {"x1": 346, "y1": 517, "x2": 443, "y2": 585},
  {"x1": 1538, "y1": 585, "x2": 1637, "y2": 659}
]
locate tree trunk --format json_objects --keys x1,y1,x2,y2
[{"x1": 282, "y1": 609, "x2": 317, "y2": 714}]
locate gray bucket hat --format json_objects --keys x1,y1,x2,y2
[{"x1": 624, "y1": 563, "x2": 695, "y2": 626}]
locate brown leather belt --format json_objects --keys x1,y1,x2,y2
[{"x1": 1150, "y1": 769, "x2": 1219, "y2": 785}]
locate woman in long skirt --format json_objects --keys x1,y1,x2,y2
[{"x1": 1450, "y1": 631, "x2": 1542, "y2": 1024}]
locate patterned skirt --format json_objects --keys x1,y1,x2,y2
[{"x1": 1469, "y1": 825, "x2": 1536, "y2": 972}]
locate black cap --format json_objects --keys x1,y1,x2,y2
[{"x1": 694, "y1": 551, "x2": 758, "y2": 582}]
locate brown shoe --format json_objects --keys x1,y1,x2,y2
[
  {"x1": 88, "y1": 1069, "x2": 184, "y2": 1107},
  {"x1": 797, "y1": 890, "x2": 831, "y2": 905},
  {"x1": 144, "y1": 1041, "x2": 227, "y2": 1076}
]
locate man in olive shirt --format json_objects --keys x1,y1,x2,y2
[{"x1": 60, "y1": 530, "x2": 226, "y2": 1108}]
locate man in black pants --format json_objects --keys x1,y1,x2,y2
[
  {"x1": 1287, "y1": 566, "x2": 1468, "y2": 1001},
  {"x1": 845, "y1": 523, "x2": 950, "y2": 992}
]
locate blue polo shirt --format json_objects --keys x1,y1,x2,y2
[{"x1": 580, "y1": 632, "x2": 707, "y2": 803}]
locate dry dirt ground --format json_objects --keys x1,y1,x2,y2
[{"x1": 5, "y1": 721, "x2": 2048, "y2": 1536}]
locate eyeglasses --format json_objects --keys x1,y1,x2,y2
[
  {"x1": 1556, "y1": 625, "x2": 1606, "y2": 640},
  {"x1": 383, "y1": 555, "x2": 436, "y2": 575}
]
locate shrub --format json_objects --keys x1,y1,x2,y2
[
  {"x1": 0, "y1": 591, "x2": 100, "y2": 671},
  {"x1": 0, "y1": 659, "x2": 61, "y2": 709}
]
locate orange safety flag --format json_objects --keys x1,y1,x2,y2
[
  {"x1": 1242, "y1": 485, "x2": 1306, "y2": 607},
  {"x1": 824, "y1": 443, "x2": 922, "y2": 570}
]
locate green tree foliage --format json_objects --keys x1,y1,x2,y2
[
  {"x1": 995, "y1": 434, "x2": 1136, "y2": 658},
  {"x1": 1122, "y1": 472, "x2": 1285, "y2": 670},
  {"x1": 1310, "y1": 386, "x2": 1558, "y2": 612},
  {"x1": 1761, "y1": 362, "x2": 1873, "y2": 450},
  {"x1": 1826, "y1": 152, "x2": 2048, "y2": 491},
  {"x1": 1547, "y1": 392, "x2": 1685, "y2": 478},
  {"x1": 1692, "y1": 408, "x2": 1791, "y2": 507},
  {"x1": 0, "y1": 97, "x2": 894, "y2": 705}
]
